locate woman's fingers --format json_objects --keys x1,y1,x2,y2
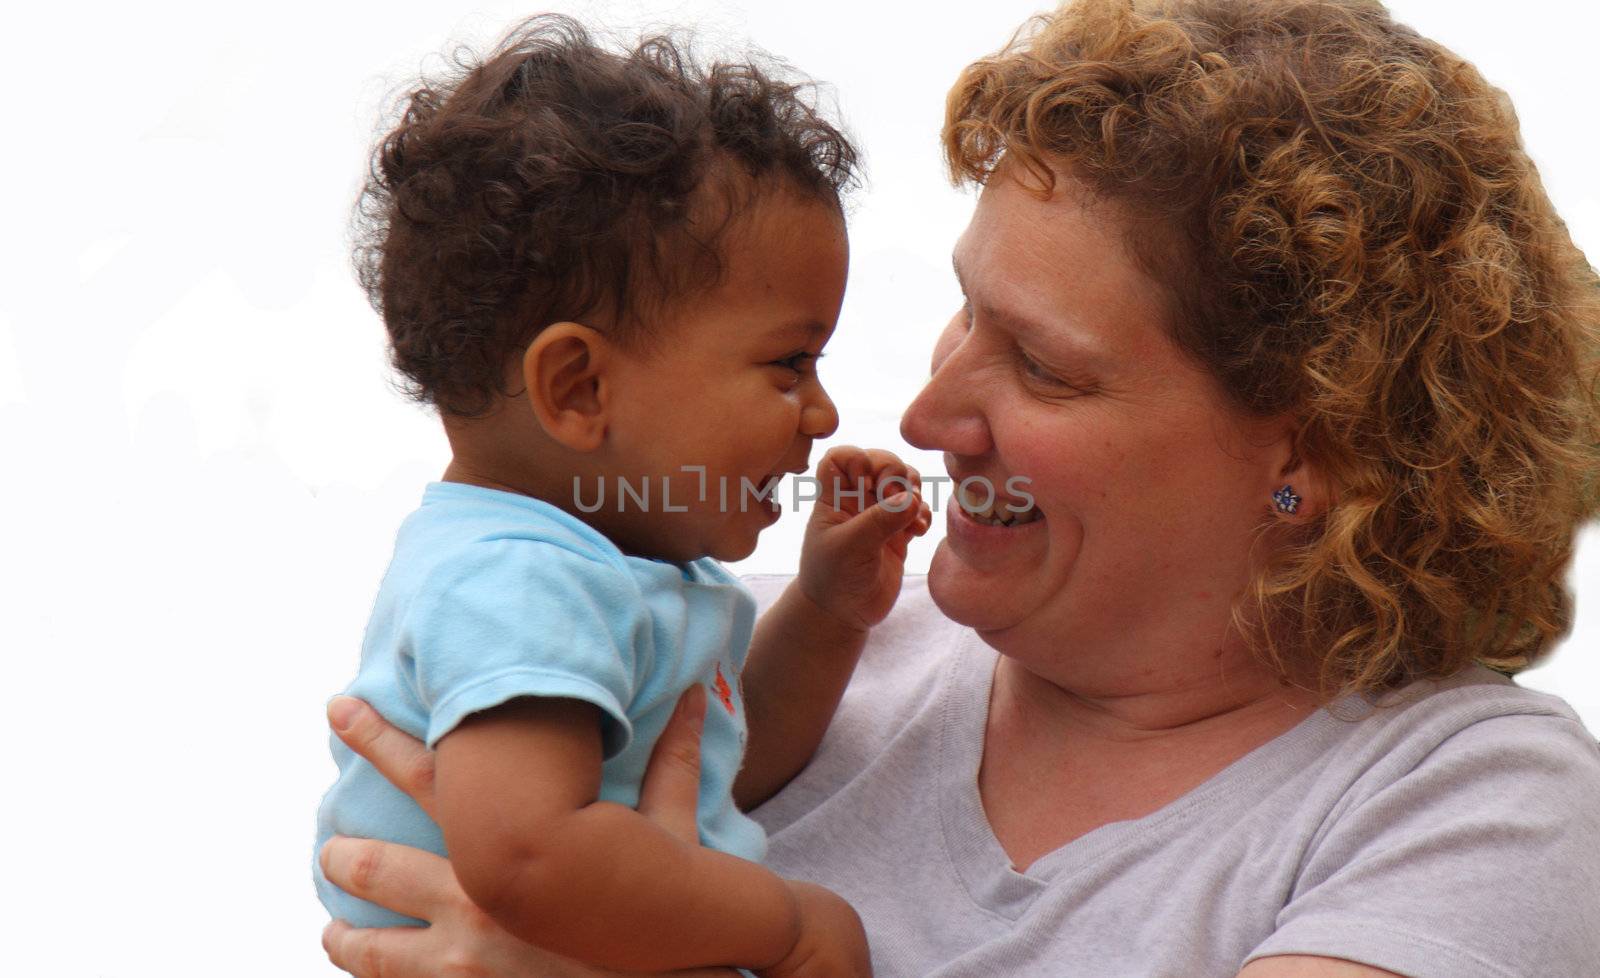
[
  {"x1": 322, "y1": 919, "x2": 438, "y2": 978},
  {"x1": 329, "y1": 696, "x2": 438, "y2": 818},
  {"x1": 320, "y1": 836, "x2": 453, "y2": 921},
  {"x1": 636, "y1": 684, "x2": 706, "y2": 845}
]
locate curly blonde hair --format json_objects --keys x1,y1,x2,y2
[{"x1": 945, "y1": 0, "x2": 1600, "y2": 697}]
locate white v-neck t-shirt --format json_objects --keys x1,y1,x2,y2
[{"x1": 745, "y1": 575, "x2": 1600, "y2": 978}]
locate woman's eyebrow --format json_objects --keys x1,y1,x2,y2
[{"x1": 952, "y1": 254, "x2": 1111, "y2": 365}]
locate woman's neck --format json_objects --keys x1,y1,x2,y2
[
  {"x1": 976, "y1": 654, "x2": 1324, "y2": 870},
  {"x1": 989, "y1": 651, "x2": 1323, "y2": 750}
]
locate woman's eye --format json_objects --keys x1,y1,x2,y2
[
  {"x1": 1019, "y1": 350, "x2": 1056, "y2": 381},
  {"x1": 1018, "y1": 348, "x2": 1088, "y2": 393}
]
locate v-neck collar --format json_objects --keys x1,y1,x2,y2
[{"x1": 935, "y1": 631, "x2": 1347, "y2": 921}]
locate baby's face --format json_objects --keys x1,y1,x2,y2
[{"x1": 596, "y1": 193, "x2": 849, "y2": 563}]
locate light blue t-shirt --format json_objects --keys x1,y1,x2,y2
[{"x1": 314, "y1": 481, "x2": 763, "y2": 927}]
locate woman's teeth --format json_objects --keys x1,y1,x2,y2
[{"x1": 960, "y1": 498, "x2": 1042, "y2": 526}]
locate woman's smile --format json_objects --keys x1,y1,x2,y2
[
  {"x1": 942, "y1": 463, "x2": 1048, "y2": 569},
  {"x1": 945, "y1": 492, "x2": 1048, "y2": 561}
]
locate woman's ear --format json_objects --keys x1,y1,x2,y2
[
  {"x1": 521, "y1": 322, "x2": 611, "y2": 453},
  {"x1": 1270, "y1": 428, "x2": 1327, "y2": 523}
]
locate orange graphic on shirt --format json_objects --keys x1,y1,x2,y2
[{"x1": 713, "y1": 663, "x2": 735, "y2": 715}]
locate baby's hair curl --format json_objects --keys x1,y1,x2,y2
[
  {"x1": 353, "y1": 15, "x2": 858, "y2": 417},
  {"x1": 945, "y1": 0, "x2": 1600, "y2": 697}
]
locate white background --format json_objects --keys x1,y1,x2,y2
[{"x1": 3, "y1": 2, "x2": 1596, "y2": 975}]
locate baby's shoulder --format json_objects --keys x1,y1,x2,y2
[
  {"x1": 398, "y1": 485, "x2": 634, "y2": 586},
  {"x1": 384, "y1": 521, "x2": 638, "y2": 631}
]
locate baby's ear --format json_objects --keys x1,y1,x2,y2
[{"x1": 521, "y1": 322, "x2": 611, "y2": 452}]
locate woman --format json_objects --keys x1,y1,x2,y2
[{"x1": 319, "y1": 0, "x2": 1600, "y2": 974}]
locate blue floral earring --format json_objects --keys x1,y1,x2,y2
[{"x1": 1273, "y1": 484, "x2": 1301, "y2": 515}]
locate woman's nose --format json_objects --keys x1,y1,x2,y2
[
  {"x1": 900, "y1": 314, "x2": 990, "y2": 456},
  {"x1": 800, "y1": 378, "x2": 840, "y2": 440}
]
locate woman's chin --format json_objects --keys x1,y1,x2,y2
[
  {"x1": 927, "y1": 540, "x2": 1034, "y2": 633},
  {"x1": 927, "y1": 504, "x2": 1057, "y2": 630}
]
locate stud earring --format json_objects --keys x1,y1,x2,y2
[{"x1": 1273, "y1": 484, "x2": 1301, "y2": 515}]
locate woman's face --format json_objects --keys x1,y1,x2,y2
[{"x1": 901, "y1": 173, "x2": 1298, "y2": 678}]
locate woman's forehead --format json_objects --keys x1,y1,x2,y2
[{"x1": 955, "y1": 176, "x2": 1173, "y2": 357}]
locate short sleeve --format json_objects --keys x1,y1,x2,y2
[
  {"x1": 403, "y1": 539, "x2": 646, "y2": 755},
  {"x1": 1245, "y1": 712, "x2": 1600, "y2": 978}
]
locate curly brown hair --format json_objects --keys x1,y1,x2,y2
[
  {"x1": 353, "y1": 15, "x2": 859, "y2": 417},
  {"x1": 945, "y1": 0, "x2": 1600, "y2": 697}
]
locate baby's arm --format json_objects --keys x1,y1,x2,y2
[
  {"x1": 736, "y1": 582, "x2": 870, "y2": 810},
  {"x1": 736, "y1": 447, "x2": 931, "y2": 810},
  {"x1": 435, "y1": 695, "x2": 803, "y2": 973}
]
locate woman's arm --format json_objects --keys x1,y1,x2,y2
[
  {"x1": 1237, "y1": 958, "x2": 1406, "y2": 977},
  {"x1": 321, "y1": 692, "x2": 746, "y2": 978}
]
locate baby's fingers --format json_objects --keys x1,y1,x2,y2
[
  {"x1": 814, "y1": 444, "x2": 867, "y2": 481},
  {"x1": 830, "y1": 490, "x2": 924, "y2": 556},
  {"x1": 848, "y1": 450, "x2": 921, "y2": 513},
  {"x1": 860, "y1": 449, "x2": 922, "y2": 495},
  {"x1": 814, "y1": 446, "x2": 875, "y2": 513},
  {"x1": 881, "y1": 498, "x2": 933, "y2": 562},
  {"x1": 815, "y1": 446, "x2": 928, "y2": 512}
]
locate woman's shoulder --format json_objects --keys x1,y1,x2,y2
[
  {"x1": 1321, "y1": 664, "x2": 1599, "y2": 776},
  {"x1": 1287, "y1": 664, "x2": 1600, "y2": 834},
  {"x1": 1248, "y1": 665, "x2": 1600, "y2": 974}
]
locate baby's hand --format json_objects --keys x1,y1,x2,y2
[
  {"x1": 757, "y1": 881, "x2": 873, "y2": 978},
  {"x1": 798, "y1": 446, "x2": 933, "y2": 633}
]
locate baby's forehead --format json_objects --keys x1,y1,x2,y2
[
  {"x1": 640, "y1": 301, "x2": 832, "y2": 352},
  {"x1": 626, "y1": 193, "x2": 846, "y2": 344}
]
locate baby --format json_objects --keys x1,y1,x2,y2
[{"x1": 313, "y1": 15, "x2": 929, "y2": 978}]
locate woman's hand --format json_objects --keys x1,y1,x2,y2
[
  {"x1": 320, "y1": 838, "x2": 557, "y2": 978},
  {"x1": 320, "y1": 689, "x2": 739, "y2": 978},
  {"x1": 799, "y1": 445, "x2": 933, "y2": 632}
]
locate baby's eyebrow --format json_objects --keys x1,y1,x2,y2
[{"x1": 767, "y1": 319, "x2": 829, "y2": 340}]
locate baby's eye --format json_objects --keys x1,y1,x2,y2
[{"x1": 770, "y1": 351, "x2": 821, "y2": 374}]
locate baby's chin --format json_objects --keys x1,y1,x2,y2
[
  {"x1": 635, "y1": 527, "x2": 756, "y2": 566},
  {"x1": 636, "y1": 504, "x2": 779, "y2": 564},
  {"x1": 701, "y1": 506, "x2": 784, "y2": 563},
  {"x1": 705, "y1": 531, "x2": 761, "y2": 564}
]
